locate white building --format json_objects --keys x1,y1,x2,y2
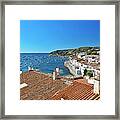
[
  {"x1": 87, "y1": 77, "x2": 100, "y2": 94},
  {"x1": 87, "y1": 77, "x2": 94, "y2": 84},
  {"x1": 93, "y1": 79, "x2": 100, "y2": 94},
  {"x1": 81, "y1": 66, "x2": 85, "y2": 76},
  {"x1": 65, "y1": 56, "x2": 100, "y2": 78},
  {"x1": 77, "y1": 52, "x2": 86, "y2": 59},
  {"x1": 64, "y1": 60, "x2": 82, "y2": 76}
]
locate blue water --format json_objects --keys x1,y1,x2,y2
[{"x1": 20, "y1": 53, "x2": 70, "y2": 76}]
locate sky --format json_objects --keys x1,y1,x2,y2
[{"x1": 20, "y1": 20, "x2": 100, "y2": 53}]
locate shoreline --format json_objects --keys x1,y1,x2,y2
[{"x1": 20, "y1": 53, "x2": 71, "y2": 77}]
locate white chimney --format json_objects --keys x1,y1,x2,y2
[
  {"x1": 53, "y1": 71, "x2": 56, "y2": 80},
  {"x1": 20, "y1": 71, "x2": 22, "y2": 74},
  {"x1": 56, "y1": 67, "x2": 60, "y2": 76},
  {"x1": 28, "y1": 66, "x2": 31, "y2": 71}
]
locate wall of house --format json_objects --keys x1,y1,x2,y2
[
  {"x1": 93, "y1": 80, "x2": 100, "y2": 94},
  {"x1": 88, "y1": 79, "x2": 94, "y2": 84}
]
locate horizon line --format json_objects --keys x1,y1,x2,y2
[{"x1": 20, "y1": 46, "x2": 100, "y2": 53}]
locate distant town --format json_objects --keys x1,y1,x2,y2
[{"x1": 20, "y1": 46, "x2": 100, "y2": 100}]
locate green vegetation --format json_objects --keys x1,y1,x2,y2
[
  {"x1": 84, "y1": 69, "x2": 87, "y2": 76},
  {"x1": 84, "y1": 69, "x2": 93, "y2": 77},
  {"x1": 49, "y1": 47, "x2": 100, "y2": 56},
  {"x1": 87, "y1": 70, "x2": 93, "y2": 77}
]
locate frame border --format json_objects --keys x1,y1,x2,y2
[{"x1": 0, "y1": 0, "x2": 119, "y2": 119}]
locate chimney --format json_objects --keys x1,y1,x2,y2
[
  {"x1": 28, "y1": 66, "x2": 31, "y2": 71},
  {"x1": 55, "y1": 67, "x2": 60, "y2": 76},
  {"x1": 53, "y1": 71, "x2": 56, "y2": 80}
]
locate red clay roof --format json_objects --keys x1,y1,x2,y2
[
  {"x1": 20, "y1": 71, "x2": 67, "y2": 100},
  {"x1": 20, "y1": 71, "x2": 100, "y2": 100},
  {"x1": 51, "y1": 81, "x2": 99, "y2": 100}
]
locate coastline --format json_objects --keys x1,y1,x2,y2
[{"x1": 20, "y1": 53, "x2": 70, "y2": 76}]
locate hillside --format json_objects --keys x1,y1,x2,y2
[{"x1": 49, "y1": 47, "x2": 100, "y2": 56}]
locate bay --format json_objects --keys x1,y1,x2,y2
[{"x1": 20, "y1": 53, "x2": 70, "y2": 76}]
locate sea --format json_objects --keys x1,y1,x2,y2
[{"x1": 20, "y1": 53, "x2": 70, "y2": 76}]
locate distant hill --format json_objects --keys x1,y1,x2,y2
[{"x1": 49, "y1": 47, "x2": 100, "y2": 56}]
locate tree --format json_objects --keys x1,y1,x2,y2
[
  {"x1": 91, "y1": 51, "x2": 97, "y2": 55},
  {"x1": 84, "y1": 69, "x2": 87, "y2": 76},
  {"x1": 86, "y1": 70, "x2": 93, "y2": 77},
  {"x1": 87, "y1": 50, "x2": 92, "y2": 55}
]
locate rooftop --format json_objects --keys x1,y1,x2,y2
[
  {"x1": 20, "y1": 71, "x2": 67, "y2": 100},
  {"x1": 51, "y1": 80, "x2": 100, "y2": 100},
  {"x1": 20, "y1": 71, "x2": 100, "y2": 100}
]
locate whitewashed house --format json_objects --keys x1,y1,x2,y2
[
  {"x1": 87, "y1": 77, "x2": 100, "y2": 94},
  {"x1": 93, "y1": 79, "x2": 100, "y2": 94},
  {"x1": 77, "y1": 52, "x2": 86, "y2": 59}
]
